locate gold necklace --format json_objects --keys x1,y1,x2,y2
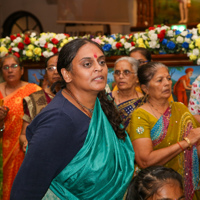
[{"x1": 63, "y1": 88, "x2": 94, "y2": 118}]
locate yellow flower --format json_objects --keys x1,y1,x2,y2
[
  {"x1": 26, "y1": 50, "x2": 33, "y2": 57},
  {"x1": 197, "y1": 23, "x2": 200, "y2": 29},
  {"x1": 189, "y1": 54, "x2": 197, "y2": 61},
  {"x1": 138, "y1": 43, "x2": 146, "y2": 48},
  {"x1": 136, "y1": 38, "x2": 143, "y2": 44},
  {"x1": 189, "y1": 43, "x2": 194, "y2": 49},
  {"x1": 195, "y1": 38, "x2": 200, "y2": 48},
  {"x1": 0, "y1": 46, "x2": 8, "y2": 53},
  {"x1": 30, "y1": 38, "x2": 36, "y2": 44},
  {"x1": 33, "y1": 47, "x2": 42, "y2": 56},
  {"x1": 28, "y1": 44, "x2": 34, "y2": 50},
  {"x1": 145, "y1": 40, "x2": 149, "y2": 48}
]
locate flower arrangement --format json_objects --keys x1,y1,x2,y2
[{"x1": 1, "y1": 24, "x2": 200, "y2": 64}]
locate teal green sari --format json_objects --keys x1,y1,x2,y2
[{"x1": 43, "y1": 98, "x2": 135, "y2": 200}]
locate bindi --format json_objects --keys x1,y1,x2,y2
[{"x1": 94, "y1": 54, "x2": 97, "y2": 58}]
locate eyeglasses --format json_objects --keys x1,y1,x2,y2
[
  {"x1": 2, "y1": 64, "x2": 19, "y2": 71},
  {"x1": 46, "y1": 66, "x2": 57, "y2": 72},
  {"x1": 137, "y1": 60, "x2": 149, "y2": 65},
  {"x1": 113, "y1": 70, "x2": 136, "y2": 77}
]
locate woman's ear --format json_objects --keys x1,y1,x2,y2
[
  {"x1": 61, "y1": 68, "x2": 72, "y2": 83},
  {"x1": 20, "y1": 67, "x2": 24, "y2": 76},
  {"x1": 141, "y1": 84, "x2": 149, "y2": 94}
]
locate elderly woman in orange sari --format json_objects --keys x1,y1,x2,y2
[
  {"x1": 0, "y1": 54, "x2": 41, "y2": 200},
  {"x1": 173, "y1": 67, "x2": 193, "y2": 106}
]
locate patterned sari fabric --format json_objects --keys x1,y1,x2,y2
[
  {"x1": 128, "y1": 102, "x2": 200, "y2": 200},
  {"x1": 42, "y1": 98, "x2": 135, "y2": 200},
  {"x1": 117, "y1": 96, "x2": 146, "y2": 129},
  {"x1": 23, "y1": 90, "x2": 54, "y2": 123},
  {"x1": 2, "y1": 83, "x2": 41, "y2": 200}
]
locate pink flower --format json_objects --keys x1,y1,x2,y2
[{"x1": 91, "y1": 38, "x2": 102, "y2": 44}]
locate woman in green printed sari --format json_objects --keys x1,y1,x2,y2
[
  {"x1": 127, "y1": 62, "x2": 200, "y2": 200},
  {"x1": 11, "y1": 38, "x2": 135, "y2": 200}
]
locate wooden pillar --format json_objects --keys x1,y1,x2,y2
[{"x1": 136, "y1": 0, "x2": 154, "y2": 27}]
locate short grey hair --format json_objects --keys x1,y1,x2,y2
[{"x1": 114, "y1": 56, "x2": 139, "y2": 74}]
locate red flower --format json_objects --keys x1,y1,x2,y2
[
  {"x1": 129, "y1": 34, "x2": 133, "y2": 38},
  {"x1": 51, "y1": 38, "x2": 59, "y2": 45},
  {"x1": 158, "y1": 30, "x2": 166, "y2": 42},
  {"x1": 13, "y1": 52, "x2": 20, "y2": 58},
  {"x1": 17, "y1": 42, "x2": 24, "y2": 50},
  {"x1": 64, "y1": 33, "x2": 70, "y2": 37},
  {"x1": 44, "y1": 42, "x2": 48, "y2": 48},
  {"x1": 116, "y1": 42, "x2": 122, "y2": 49},
  {"x1": 52, "y1": 47, "x2": 58, "y2": 54},
  {"x1": 10, "y1": 35, "x2": 17, "y2": 41},
  {"x1": 121, "y1": 36, "x2": 125, "y2": 39},
  {"x1": 24, "y1": 37, "x2": 31, "y2": 45},
  {"x1": 8, "y1": 47, "x2": 12, "y2": 52},
  {"x1": 16, "y1": 33, "x2": 21, "y2": 37},
  {"x1": 157, "y1": 25, "x2": 161, "y2": 28},
  {"x1": 149, "y1": 27, "x2": 155, "y2": 31},
  {"x1": 131, "y1": 42, "x2": 135, "y2": 46}
]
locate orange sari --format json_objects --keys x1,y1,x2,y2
[{"x1": 1, "y1": 83, "x2": 41, "y2": 200}]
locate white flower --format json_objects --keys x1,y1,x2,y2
[
  {"x1": 192, "y1": 35, "x2": 199, "y2": 40},
  {"x1": 30, "y1": 32, "x2": 36, "y2": 38},
  {"x1": 10, "y1": 42, "x2": 15, "y2": 47},
  {"x1": 43, "y1": 51, "x2": 54, "y2": 58},
  {"x1": 156, "y1": 27, "x2": 161, "y2": 32},
  {"x1": 129, "y1": 46, "x2": 135, "y2": 51},
  {"x1": 193, "y1": 48, "x2": 199, "y2": 56},
  {"x1": 185, "y1": 38, "x2": 191, "y2": 43},
  {"x1": 156, "y1": 43, "x2": 160, "y2": 48},
  {"x1": 22, "y1": 50, "x2": 26, "y2": 55},
  {"x1": 149, "y1": 33, "x2": 158, "y2": 41},
  {"x1": 176, "y1": 36, "x2": 184, "y2": 43},
  {"x1": 197, "y1": 58, "x2": 200, "y2": 65},
  {"x1": 161, "y1": 25, "x2": 170, "y2": 30},
  {"x1": 167, "y1": 30, "x2": 174, "y2": 37},
  {"x1": 142, "y1": 34, "x2": 148, "y2": 40},
  {"x1": 191, "y1": 28, "x2": 198, "y2": 35},
  {"x1": 120, "y1": 38, "x2": 125, "y2": 44},
  {"x1": 134, "y1": 33, "x2": 139, "y2": 39},
  {"x1": 12, "y1": 47, "x2": 19, "y2": 52},
  {"x1": 181, "y1": 31, "x2": 188, "y2": 37},
  {"x1": 149, "y1": 41, "x2": 157, "y2": 48},
  {"x1": 34, "y1": 41, "x2": 39, "y2": 46},
  {"x1": 13, "y1": 37, "x2": 22, "y2": 43},
  {"x1": 112, "y1": 42, "x2": 117, "y2": 50},
  {"x1": 106, "y1": 37, "x2": 114, "y2": 44},
  {"x1": 55, "y1": 33, "x2": 66, "y2": 41},
  {"x1": 47, "y1": 43, "x2": 54, "y2": 50},
  {"x1": 38, "y1": 38, "x2": 46, "y2": 47},
  {"x1": 5, "y1": 36, "x2": 11, "y2": 43},
  {"x1": 124, "y1": 42, "x2": 131, "y2": 49}
]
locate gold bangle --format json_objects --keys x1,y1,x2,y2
[{"x1": 183, "y1": 137, "x2": 192, "y2": 150}]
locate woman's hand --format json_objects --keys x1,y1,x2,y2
[
  {"x1": 0, "y1": 106, "x2": 9, "y2": 121},
  {"x1": 19, "y1": 135, "x2": 28, "y2": 152},
  {"x1": 186, "y1": 127, "x2": 200, "y2": 146}
]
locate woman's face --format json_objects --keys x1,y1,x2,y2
[
  {"x1": 149, "y1": 180, "x2": 185, "y2": 200},
  {"x1": 114, "y1": 60, "x2": 138, "y2": 91},
  {"x1": 130, "y1": 51, "x2": 148, "y2": 66},
  {"x1": 142, "y1": 67, "x2": 172, "y2": 100},
  {"x1": 46, "y1": 55, "x2": 61, "y2": 86},
  {"x1": 2, "y1": 57, "x2": 23, "y2": 83},
  {"x1": 64, "y1": 43, "x2": 108, "y2": 94}
]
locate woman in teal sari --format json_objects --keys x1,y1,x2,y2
[
  {"x1": 128, "y1": 62, "x2": 200, "y2": 200},
  {"x1": 11, "y1": 38, "x2": 135, "y2": 200}
]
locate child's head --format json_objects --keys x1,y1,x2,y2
[{"x1": 126, "y1": 166, "x2": 184, "y2": 200}]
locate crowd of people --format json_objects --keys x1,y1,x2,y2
[{"x1": 0, "y1": 39, "x2": 198, "y2": 199}]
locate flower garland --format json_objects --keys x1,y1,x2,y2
[{"x1": 1, "y1": 24, "x2": 200, "y2": 64}]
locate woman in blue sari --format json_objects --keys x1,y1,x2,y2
[
  {"x1": 109, "y1": 57, "x2": 145, "y2": 129},
  {"x1": 10, "y1": 38, "x2": 135, "y2": 200}
]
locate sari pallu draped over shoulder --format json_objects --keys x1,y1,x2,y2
[
  {"x1": 43, "y1": 98, "x2": 135, "y2": 200},
  {"x1": 2, "y1": 83, "x2": 41, "y2": 200},
  {"x1": 151, "y1": 102, "x2": 200, "y2": 200}
]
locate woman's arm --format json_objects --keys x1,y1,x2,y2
[
  {"x1": 182, "y1": 80, "x2": 192, "y2": 90},
  {"x1": 133, "y1": 127, "x2": 200, "y2": 168},
  {"x1": 19, "y1": 121, "x2": 29, "y2": 152}
]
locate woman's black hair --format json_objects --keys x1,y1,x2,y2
[
  {"x1": 126, "y1": 166, "x2": 183, "y2": 200},
  {"x1": 57, "y1": 38, "x2": 126, "y2": 140},
  {"x1": 129, "y1": 47, "x2": 152, "y2": 62},
  {"x1": 137, "y1": 61, "x2": 168, "y2": 87}
]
